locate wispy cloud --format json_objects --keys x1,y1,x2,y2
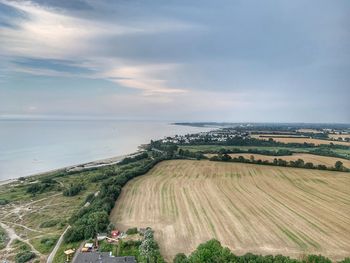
[
  {"x1": 0, "y1": 0, "x2": 196, "y2": 94},
  {"x1": 101, "y1": 64, "x2": 187, "y2": 94}
]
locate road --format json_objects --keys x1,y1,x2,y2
[{"x1": 46, "y1": 225, "x2": 70, "y2": 263}]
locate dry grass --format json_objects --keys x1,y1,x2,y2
[
  {"x1": 0, "y1": 178, "x2": 98, "y2": 261},
  {"x1": 251, "y1": 135, "x2": 350, "y2": 146},
  {"x1": 206, "y1": 153, "x2": 350, "y2": 169},
  {"x1": 111, "y1": 160, "x2": 350, "y2": 261}
]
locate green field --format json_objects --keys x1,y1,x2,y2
[{"x1": 180, "y1": 145, "x2": 350, "y2": 159}]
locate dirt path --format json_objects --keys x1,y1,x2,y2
[
  {"x1": 0, "y1": 222, "x2": 41, "y2": 255},
  {"x1": 2, "y1": 221, "x2": 44, "y2": 233}
]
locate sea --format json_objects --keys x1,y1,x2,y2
[{"x1": 0, "y1": 120, "x2": 211, "y2": 181}]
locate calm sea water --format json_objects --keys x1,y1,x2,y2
[{"x1": 0, "y1": 120, "x2": 210, "y2": 180}]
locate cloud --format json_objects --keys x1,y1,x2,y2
[
  {"x1": 0, "y1": 0, "x2": 349, "y2": 122},
  {"x1": 0, "y1": 0, "x2": 197, "y2": 94},
  {"x1": 101, "y1": 64, "x2": 187, "y2": 94}
]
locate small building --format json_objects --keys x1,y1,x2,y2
[
  {"x1": 111, "y1": 230, "x2": 120, "y2": 238},
  {"x1": 97, "y1": 233, "x2": 108, "y2": 241},
  {"x1": 81, "y1": 242, "x2": 94, "y2": 252},
  {"x1": 74, "y1": 252, "x2": 136, "y2": 263},
  {"x1": 64, "y1": 249, "x2": 75, "y2": 261}
]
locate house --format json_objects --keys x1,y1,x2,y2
[{"x1": 74, "y1": 252, "x2": 136, "y2": 263}]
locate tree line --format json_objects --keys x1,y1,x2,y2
[
  {"x1": 173, "y1": 239, "x2": 349, "y2": 263},
  {"x1": 63, "y1": 153, "x2": 168, "y2": 243},
  {"x1": 209, "y1": 154, "x2": 349, "y2": 172}
]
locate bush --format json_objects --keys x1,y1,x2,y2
[
  {"x1": 126, "y1": 227, "x2": 138, "y2": 235},
  {"x1": 15, "y1": 251, "x2": 36, "y2": 263},
  {"x1": 99, "y1": 241, "x2": 114, "y2": 252},
  {"x1": 0, "y1": 199, "x2": 9, "y2": 205},
  {"x1": 26, "y1": 180, "x2": 57, "y2": 195},
  {"x1": 174, "y1": 253, "x2": 188, "y2": 263},
  {"x1": 63, "y1": 184, "x2": 86, "y2": 196}
]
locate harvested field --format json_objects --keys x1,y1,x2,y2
[
  {"x1": 111, "y1": 160, "x2": 350, "y2": 261},
  {"x1": 251, "y1": 135, "x2": 350, "y2": 146},
  {"x1": 206, "y1": 153, "x2": 350, "y2": 169},
  {"x1": 252, "y1": 134, "x2": 308, "y2": 138}
]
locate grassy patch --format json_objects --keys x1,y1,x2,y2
[
  {"x1": 31, "y1": 235, "x2": 59, "y2": 254},
  {"x1": 52, "y1": 241, "x2": 81, "y2": 263},
  {"x1": 39, "y1": 219, "x2": 61, "y2": 228},
  {"x1": 0, "y1": 225, "x2": 8, "y2": 249}
]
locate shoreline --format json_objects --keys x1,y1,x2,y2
[{"x1": 0, "y1": 151, "x2": 141, "y2": 186}]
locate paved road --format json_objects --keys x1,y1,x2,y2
[{"x1": 46, "y1": 225, "x2": 70, "y2": 263}]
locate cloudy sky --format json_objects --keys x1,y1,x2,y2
[{"x1": 0, "y1": 0, "x2": 349, "y2": 122}]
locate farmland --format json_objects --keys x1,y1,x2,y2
[
  {"x1": 206, "y1": 153, "x2": 350, "y2": 168},
  {"x1": 111, "y1": 160, "x2": 350, "y2": 261},
  {"x1": 251, "y1": 135, "x2": 350, "y2": 146}
]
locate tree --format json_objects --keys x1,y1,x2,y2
[
  {"x1": 188, "y1": 239, "x2": 236, "y2": 263},
  {"x1": 335, "y1": 161, "x2": 344, "y2": 171},
  {"x1": 87, "y1": 211, "x2": 109, "y2": 233},
  {"x1": 304, "y1": 162, "x2": 314, "y2": 169},
  {"x1": 107, "y1": 223, "x2": 116, "y2": 233},
  {"x1": 139, "y1": 236, "x2": 157, "y2": 263},
  {"x1": 173, "y1": 253, "x2": 188, "y2": 263},
  {"x1": 250, "y1": 155, "x2": 255, "y2": 162}
]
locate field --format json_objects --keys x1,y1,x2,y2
[
  {"x1": 296, "y1": 129, "x2": 321, "y2": 134},
  {"x1": 206, "y1": 153, "x2": 350, "y2": 168},
  {"x1": 251, "y1": 135, "x2": 350, "y2": 146},
  {"x1": 111, "y1": 160, "x2": 350, "y2": 261},
  {"x1": 181, "y1": 145, "x2": 315, "y2": 153}
]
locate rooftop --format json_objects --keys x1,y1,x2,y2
[{"x1": 74, "y1": 252, "x2": 136, "y2": 263}]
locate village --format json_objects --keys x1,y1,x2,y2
[{"x1": 161, "y1": 126, "x2": 350, "y2": 145}]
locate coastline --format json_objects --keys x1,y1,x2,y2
[{"x1": 0, "y1": 151, "x2": 141, "y2": 187}]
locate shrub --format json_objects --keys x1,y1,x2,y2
[
  {"x1": 174, "y1": 253, "x2": 188, "y2": 263},
  {"x1": 15, "y1": 251, "x2": 36, "y2": 263},
  {"x1": 126, "y1": 227, "x2": 138, "y2": 235},
  {"x1": 99, "y1": 241, "x2": 114, "y2": 252},
  {"x1": 0, "y1": 199, "x2": 9, "y2": 205},
  {"x1": 63, "y1": 184, "x2": 86, "y2": 196}
]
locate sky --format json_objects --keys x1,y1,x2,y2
[{"x1": 0, "y1": 0, "x2": 349, "y2": 123}]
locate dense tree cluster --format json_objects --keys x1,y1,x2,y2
[
  {"x1": 119, "y1": 152, "x2": 149, "y2": 165},
  {"x1": 64, "y1": 155, "x2": 167, "y2": 243}
]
